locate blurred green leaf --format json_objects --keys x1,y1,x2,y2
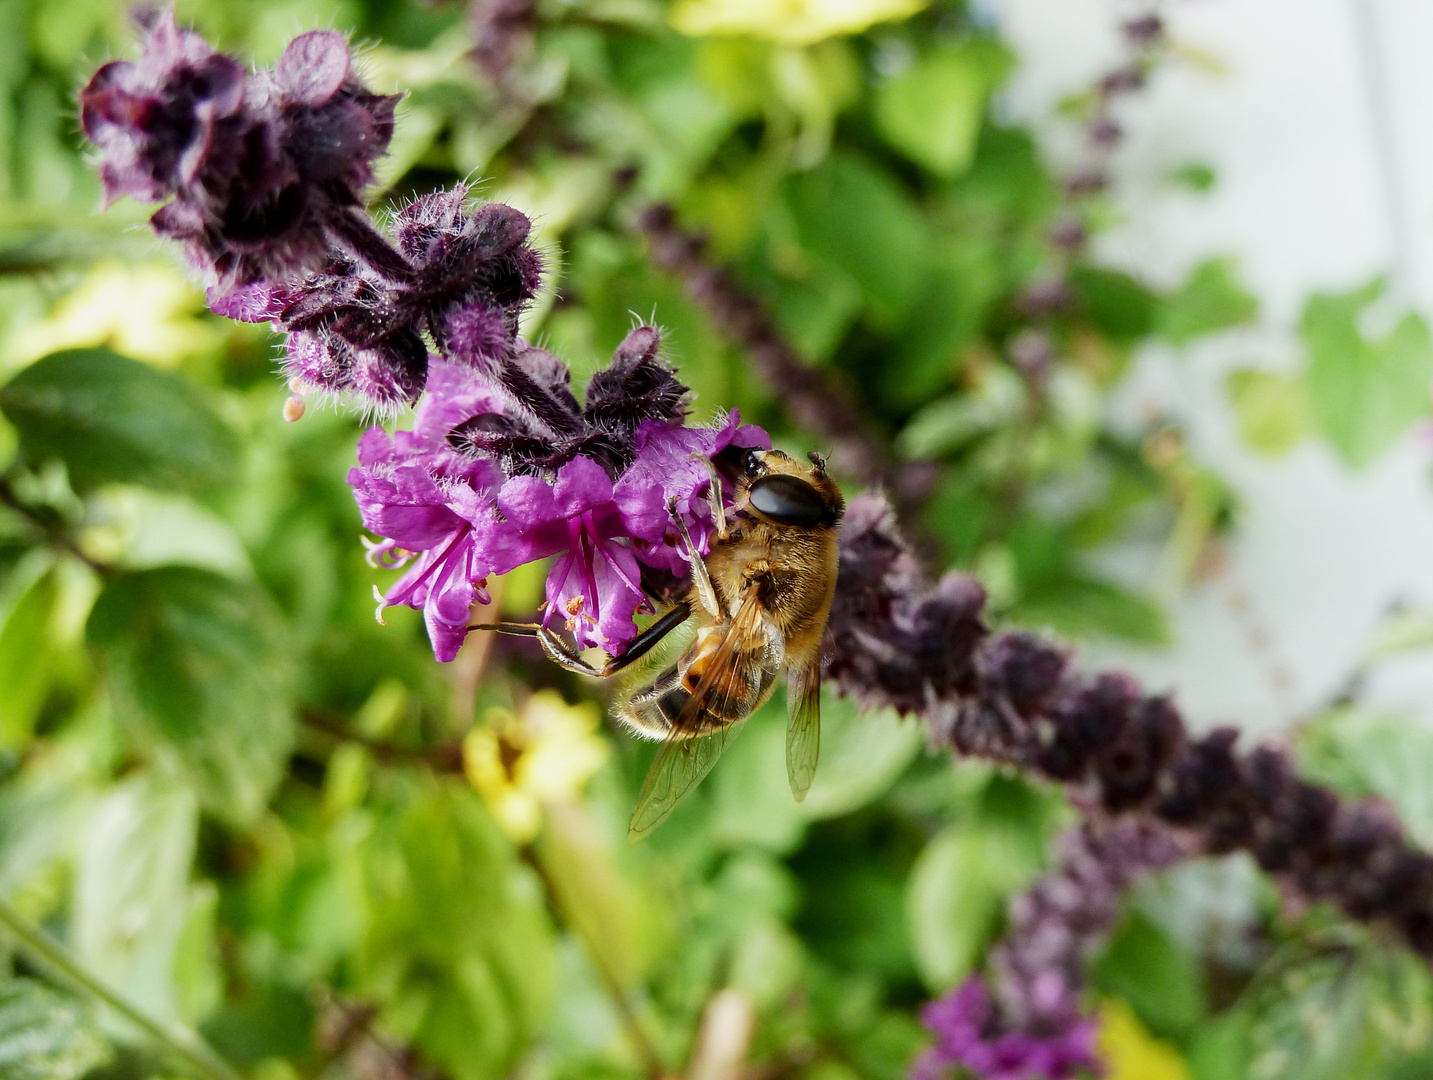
[
  {"x1": 1070, "y1": 266, "x2": 1157, "y2": 342},
  {"x1": 0, "y1": 978, "x2": 110, "y2": 1080},
  {"x1": 86, "y1": 567, "x2": 295, "y2": 824},
  {"x1": 1167, "y1": 162, "x2": 1217, "y2": 193},
  {"x1": 1361, "y1": 607, "x2": 1433, "y2": 663},
  {"x1": 905, "y1": 815, "x2": 1042, "y2": 990},
  {"x1": 1297, "y1": 708, "x2": 1433, "y2": 847},
  {"x1": 73, "y1": 774, "x2": 197, "y2": 1024},
  {"x1": 1187, "y1": 1011, "x2": 1253, "y2": 1080},
  {"x1": 1013, "y1": 575, "x2": 1170, "y2": 646},
  {"x1": 797, "y1": 694, "x2": 923, "y2": 818},
  {"x1": 670, "y1": 0, "x2": 928, "y2": 45},
  {"x1": 0, "y1": 349, "x2": 238, "y2": 495},
  {"x1": 1158, "y1": 258, "x2": 1257, "y2": 346},
  {"x1": 787, "y1": 152, "x2": 929, "y2": 325},
  {"x1": 1093, "y1": 910, "x2": 1205, "y2": 1039},
  {"x1": 538, "y1": 801, "x2": 659, "y2": 990},
  {"x1": 1300, "y1": 277, "x2": 1433, "y2": 468},
  {"x1": 1227, "y1": 946, "x2": 1433, "y2": 1080},
  {"x1": 0, "y1": 551, "x2": 56, "y2": 746},
  {"x1": 896, "y1": 366, "x2": 1025, "y2": 460},
  {"x1": 357, "y1": 776, "x2": 555, "y2": 1080},
  {"x1": 171, "y1": 882, "x2": 223, "y2": 1026},
  {"x1": 1225, "y1": 368, "x2": 1310, "y2": 457},
  {"x1": 874, "y1": 40, "x2": 1013, "y2": 178}
]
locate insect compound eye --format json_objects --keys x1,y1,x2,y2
[
  {"x1": 743, "y1": 448, "x2": 767, "y2": 478},
  {"x1": 748, "y1": 475, "x2": 827, "y2": 528}
]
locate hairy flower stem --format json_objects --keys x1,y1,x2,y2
[
  {"x1": 325, "y1": 209, "x2": 413, "y2": 285},
  {"x1": 0, "y1": 896, "x2": 244, "y2": 1080},
  {"x1": 633, "y1": 203, "x2": 934, "y2": 519},
  {"x1": 829, "y1": 495, "x2": 1433, "y2": 963}
]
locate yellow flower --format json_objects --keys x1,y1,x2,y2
[
  {"x1": 1098, "y1": 1000, "x2": 1191, "y2": 1080},
  {"x1": 463, "y1": 690, "x2": 609, "y2": 844},
  {"x1": 671, "y1": 0, "x2": 928, "y2": 46}
]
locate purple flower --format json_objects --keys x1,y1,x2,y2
[
  {"x1": 622, "y1": 410, "x2": 769, "y2": 573},
  {"x1": 914, "y1": 978, "x2": 1100, "y2": 1080},
  {"x1": 349, "y1": 360, "x2": 512, "y2": 661},
  {"x1": 448, "y1": 326, "x2": 694, "y2": 480},
  {"x1": 268, "y1": 186, "x2": 544, "y2": 410},
  {"x1": 497, "y1": 456, "x2": 668, "y2": 652}
]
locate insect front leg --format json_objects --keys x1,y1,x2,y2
[
  {"x1": 466, "y1": 621, "x2": 609, "y2": 676},
  {"x1": 695, "y1": 453, "x2": 729, "y2": 540},
  {"x1": 668, "y1": 497, "x2": 722, "y2": 620},
  {"x1": 468, "y1": 600, "x2": 692, "y2": 679}
]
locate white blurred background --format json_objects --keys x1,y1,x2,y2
[{"x1": 986, "y1": 0, "x2": 1433, "y2": 734}]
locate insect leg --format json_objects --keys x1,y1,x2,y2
[
  {"x1": 464, "y1": 621, "x2": 606, "y2": 677},
  {"x1": 668, "y1": 496, "x2": 722, "y2": 619},
  {"x1": 597, "y1": 600, "x2": 692, "y2": 677},
  {"x1": 694, "y1": 454, "x2": 728, "y2": 539},
  {"x1": 468, "y1": 603, "x2": 693, "y2": 679}
]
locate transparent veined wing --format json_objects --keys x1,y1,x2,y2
[
  {"x1": 627, "y1": 723, "x2": 742, "y2": 842},
  {"x1": 628, "y1": 589, "x2": 766, "y2": 842},
  {"x1": 785, "y1": 661, "x2": 821, "y2": 801}
]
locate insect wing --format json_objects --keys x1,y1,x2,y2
[
  {"x1": 671, "y1": 589, "x2": 768, "y2": 734},
  {"x1": 785, "y1": 662, "x2": 821, "y2": 801},
  {"x1": 628, "y1": 591, "x2": 767, "y2": 842},
  {"x1": 627, "y1": 723, "x2": 741, "y2": 842}
]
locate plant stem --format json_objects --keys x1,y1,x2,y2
[
  {"x1": 519, "y1": 848, "x2": 667, "y2": 1080},
  {"x1": 0, "y1": 896, "x2": 245, "y2": 1080},
  {"x1": 0, "y1": 474, "x2": 109, "y2": 575}
]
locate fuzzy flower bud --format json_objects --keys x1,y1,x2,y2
[{"x1": 80, "y1": 12, "x2": 399, "y2": 293}]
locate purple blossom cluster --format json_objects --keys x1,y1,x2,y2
[
  {"x1": 913, "y1": 979, "x2": 1099, "y2": 1080},
  {"x1": 829, "y1": 496, "x2": 1433, "y2": 963},
  {"x1": 913, "y1": 821, "x2": 1188, "y2": 1080},
  {"x1": 80, "y1": 12, "x2": 768, "y2": 661},
  {"x1": 349, "y1": 337, "x2": 765, "y2": 660}
]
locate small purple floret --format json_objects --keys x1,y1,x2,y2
[{"x1": 913, "y1": 978, "x2": 1100, "y2": 1080}]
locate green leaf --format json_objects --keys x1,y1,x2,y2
[
  {"x1": 1361, "y1": 607, "x2": 1433, "y2": 663},
  {"x1": 1300, "y1": 277, "x2": 1433, "y2": 468},
  {"x1": 0, "y1": 349, "x2": 238, "y2": 495},
  {"x1": 1158, "y1": 258, "x2": 1257, "y2": 346},
  {"x1": 1092, "y1": 911, "x2": 1205, "y2": 1038},
  {"x1": 0, "y1": 551, "x2": 56, "y2": 747},
  {"x1": 787, "y1": 151, "x2": 929, "y2": 325},
  {"x1": 1012, "y1": 575, "x2": 1170, "y2": 646},
  {"x1": 356, "y1": 777, "x2": 555, "y2": 1079},
  {"x1": 86, "y1": 567, "x2": 295, "y2": 824},
  {"x1": 1225, "y1": 368, "x2": 1310, "y2": 457},
  {"x1": 796, "y1": 693, "x2": 923, "y2": 818},
  {"x1": 74, "y1": 774, "x2": 197, "y2": 1024},
  {"x1": 0, "y1": 979, "x2": 110, "y2": 1080},
  {"x1": 905, "y1": 817, "x2": 1042, "y2": 990},
  {"x1": 1070, "y1": 266, "x2": 1157, "y2": 342},
  {"x1": 1167, "y1": 162, "x2": 1217, "y2": 193},
  {"x1": 897, "y1": 366, "x2": 1026, "y2": 460},
  {"x1": 1297, "y1": 708, "x2": 1433, "y2": 847},
  {"x1": 1226, "y1": 946, "x2": 1433, "y2": 1080},
  {"x1": 874, "y1": 40, "x2": 1013, "y2": 178}
]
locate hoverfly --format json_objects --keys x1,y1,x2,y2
[{"x1": 474, "y1": 448, "x2": 844, "y2": 839}]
